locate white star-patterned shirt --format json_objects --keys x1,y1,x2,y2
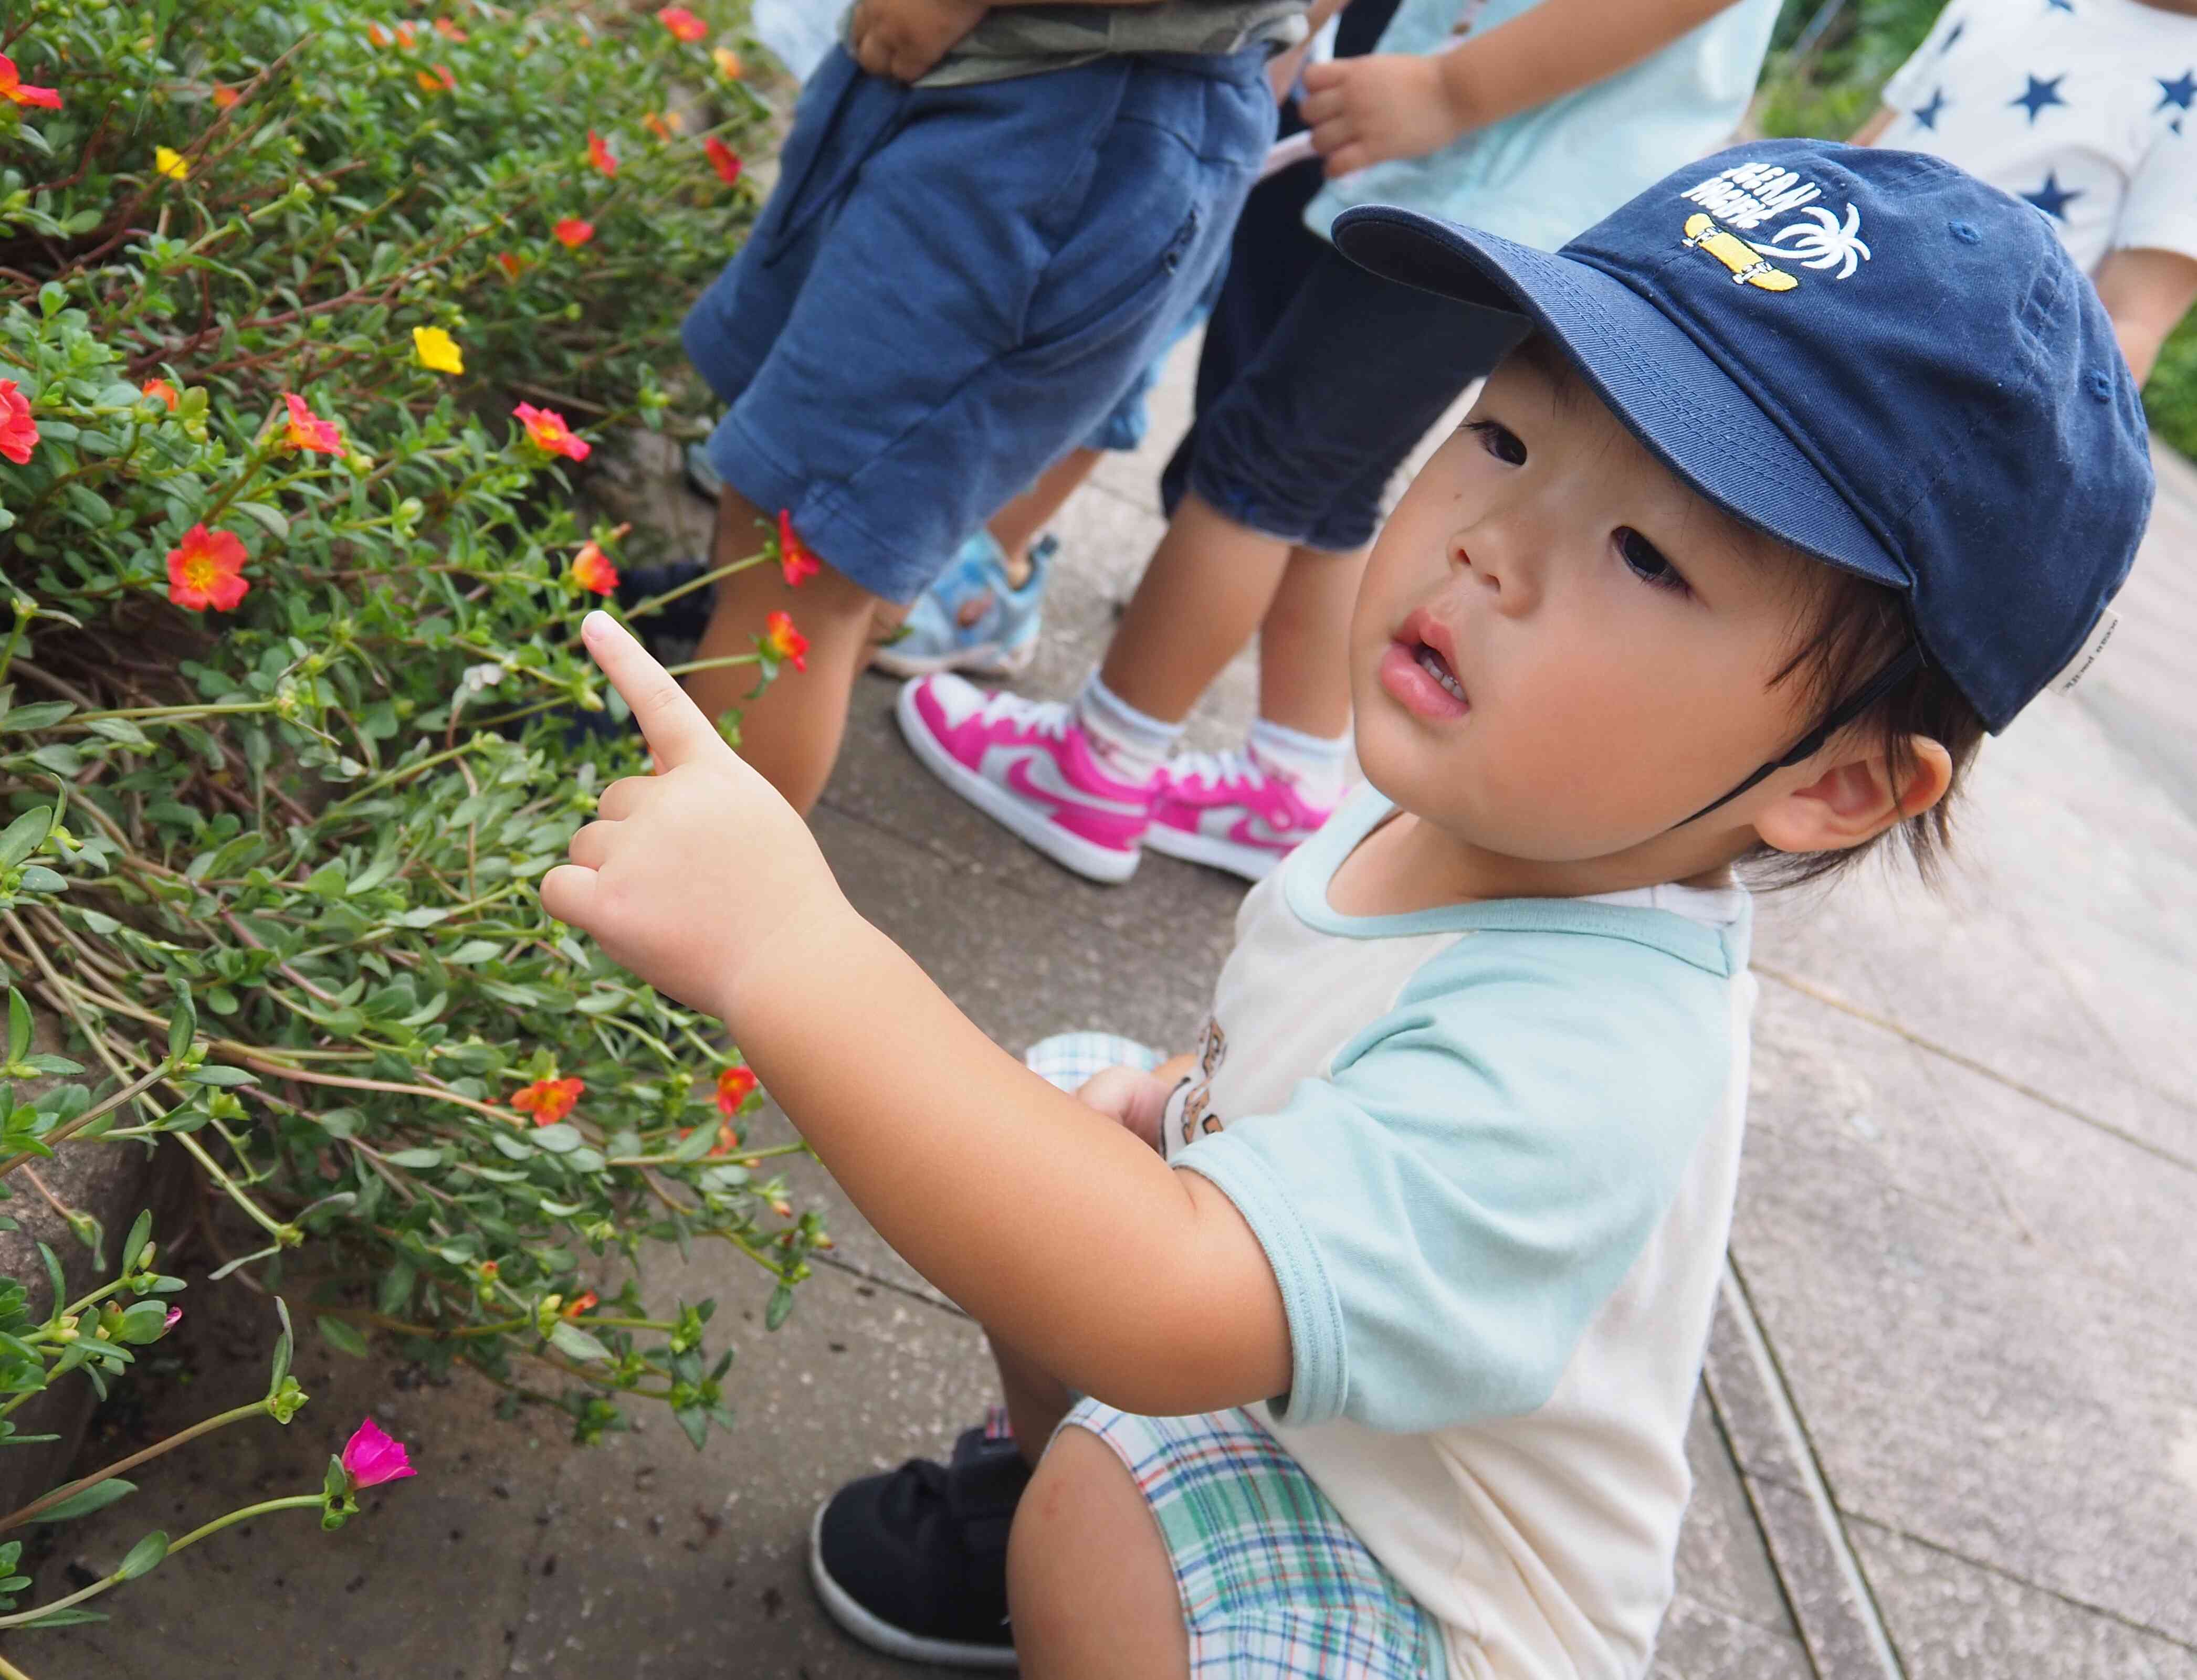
[{"x1": 1879, "y1": 0, "x2": 2197, "y2": 275}]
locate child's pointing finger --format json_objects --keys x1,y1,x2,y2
[{"x1": 580, "y1": 610, "x2": 723, "y2": 771}]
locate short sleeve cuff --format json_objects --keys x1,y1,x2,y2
[{"x1": 1174, "y1": 1132, "x2": 1349, "y2": 1427}]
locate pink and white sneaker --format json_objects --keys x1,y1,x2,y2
[
  {"x1": 895, "y1": 674, "x2": 1158, "y2": 883},
  {"x1": 1145, "y1": 747, "x2": 1338, "y2": 882}
]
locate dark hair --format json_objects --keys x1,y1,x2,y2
[{"x1": 1741, "y1": 564, "x2": 1986, "y2": 892}]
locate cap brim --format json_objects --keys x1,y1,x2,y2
[{"x1": 1332, "y1": 206, "x2": 1910, "y2": 594}]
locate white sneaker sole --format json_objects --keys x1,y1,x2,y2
[
  {"x1": 807, "y1": 1503, "x2": 1020, "y2": 1670},
  {"x1": 871, "y1": 632, "x2": 1039, "y2": 681},
  {"x1": 1142, "y1": 821, "x2": 1289, "y2": 883},
  {"x1": 894, "y1": 683, "x2": 1142, "y2": 885}
]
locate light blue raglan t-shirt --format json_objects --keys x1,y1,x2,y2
[
  {"x1": 1161, "y1": 788, "x2": 1756, "y2": 1679},
  {"x1": 1301, "y1": 0, "x2": 1783, "y2": 253}
]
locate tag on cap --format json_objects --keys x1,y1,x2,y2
[{"x1": 2048, "y1": 606, "x2": 2119, "y2": 695}]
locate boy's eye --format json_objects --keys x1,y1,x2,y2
[
  {"x1": 1615, "y1": 526, "x2": 1689, "y2": 594},
  {"x1": 1466, "y1": 420, "x2": 1526, "y2": 466}
]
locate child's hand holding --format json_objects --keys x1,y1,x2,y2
[
  {"x1": 1073, "y1": 1060, "x2": 1187, "y2": 1154},
  {"x1": 540, "y1": 612, "x2": 850, "y2": 1022},
  {"x1": 1300, "y1": 55, "x2": 1474, "y2": 176},
  {"x1": 848, "y1": 0, "x2": 989, "y2": 82}
]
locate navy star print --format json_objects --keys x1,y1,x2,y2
[
  {"x1": 1912, "y1": 87, "x2": 1949, "y2": 129},
  {"x1": 1940, "y1": 18, "x2": 1965, "y2": 51},
  {"x1": 2158, "y1": 70, "x2": 2197, "y2": 112},
  {"x1": 2022, "y1": 171, "x2": 2083, "y2": 221},
  {"x1": 2044, "y1": 0, "x2": 2073, "y2": 13},
  {"x1": 2013, "y1": 73, "x2": 2069, "y2": 123}
]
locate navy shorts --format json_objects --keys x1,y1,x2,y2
[
  {"x1": 681, "y1": 47, "x2": 1273, "y2": 603},
  {"x1": 1159, "y1": 130, "x2": 1525, "y2": 553}
]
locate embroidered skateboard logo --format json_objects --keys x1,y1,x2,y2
[{"x1": 1677, "y1": 162, "x2": 1874, "y2": 295}]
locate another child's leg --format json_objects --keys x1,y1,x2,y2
[
  {"x1": 1257, "y1": 542, "x2": 1369, "y2": 741},
  {"x1": 1008, "y1": 1428, "x2": 1191, "y2": 1680},
  {"x1": 990, "y1": 448, "x2": 1104, "y2": 589},
  {"x1": 684, "y1": 486, "x2": 882, "y2": 815},
  {"x1": 990, "y1": 1332, "x2": 1074, "y2": 1471}
]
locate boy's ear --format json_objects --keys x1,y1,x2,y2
[{"x1": 1753, "y1": 733, "x2": 1953, "y2": 858}]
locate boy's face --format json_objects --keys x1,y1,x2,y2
[{"x1": 1351, "y1": 345, "x2": 1836, "y2": 865}]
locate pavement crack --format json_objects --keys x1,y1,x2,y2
[{"x1": 812, "y1": 1250, "x2": 969, "y2": 1317}]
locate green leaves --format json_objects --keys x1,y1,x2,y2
[
  {"x1": 115, "y1": 1530, "x2": 169, "y2": 1580},
  {"x1": 33, "y1": 1478, "x2": 137, "y2": 1523}
]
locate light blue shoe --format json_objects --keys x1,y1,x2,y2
[{"x1": 871, "y1": 531, "x2": 1055, "y2": 679}]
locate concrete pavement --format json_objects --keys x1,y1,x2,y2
[{"x1": 15, "y1": 345, "x2": 2195, "y2": 1678}]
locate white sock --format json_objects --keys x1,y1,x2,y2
[
  {"x1": 1247, "y1": 716, "x2": 1351, "y2": 806},
  {"x1": 1073, "y1": 672, "x2": 1182, "y2": 784}
]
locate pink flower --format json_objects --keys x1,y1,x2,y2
[
  {"x1": 658, "y1": 6, "x2": 709, "y2": 41},
  {"x1": 281, "y1": 392, "x2": 343, "y2": 455},
  {"x1": 163, "y1": 1307, "x2": 183, "y2": 1332},
  {"x1": 0, "y1": 380, "x2": 38, "y2": 466},
  {"x1": 513, "y1": 402, "x2": 591, "y2": 462},
  {"x1": 340, "y1": 1418, "x2": 417, "y2": 1489},
  {"x1": 0, "y1": 54, "x2": 61, "y2": 111}
]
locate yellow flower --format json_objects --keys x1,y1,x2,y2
[
  {"x1": 154, "y1": 145, "x2": 190, "y2": 182},
  {"x1": 412, "y1": 325, "x2": 465, "y2": 376},
  {"x1": 712, "y1": 46, "x2": 743, "y2": 79}
]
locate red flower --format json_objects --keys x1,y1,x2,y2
[
  {"x1": 657, "y1": 6, "x2": 709, "y2": 41},
  {"x1": 703, "y1": 135, "x2": 742, "y2": 187},
  {"x1": 0, "y1": 380, "x2": 38, "y2": 465},
  {"x1": 165, "y1": 525, "x2": 251, "y2": 612},
  {"x1": 0, "y1": 54, "x2": 62, "y2": 111},
  {"x1": 281, "y1": 392, "x2": 343, "y2": 455},
  {"x1": 211, "y1": 84, "x2": 240, "y2": 110},
  {"x1": 340, "y1": 1418, "x2": 417, "y2": 1489},
  {"x1": 143, "y1": 379, "x2": 180, "y2": 411},
  {"x1": 564, "y1": 1290, "x2": 599, "y2": 1317},
  {"x1": 715, "y1": 1064, "x2": 758, "y2": 1117},
  {"x1": 570, "y1": 541, "x2": 618, "y2": 595},
  {"x1": 762, "y1": 610, "x2": 808, "y2": 673},
  {"x1": 417, "y1": 63, "x2": 456, "y2": 93},
  {"x1": 513, "y1": 401, "x2": 591, "y2": 462},
  {"x1": 496, "y1": 251, "x2": 524, "y2": 280},
  {"x1": 552, "y1": 217, "x2": 595, "y2": 250},
  {"x1": 587, "y1": 129, "x2": 618, "y2": 178},
  {"x1": 434, "y1": 16, "x2": 468, "y2": 40},
  {"x1": 511, "y1": 1075, "x2": 584, "y2": 1126},
  {"x1": 776, "y1": 510, "x2": 818, "y2": 587}
]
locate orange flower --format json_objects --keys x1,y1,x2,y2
[
  {"x1": 711, "y1": 1122, "x2": 742, "y2": 1156},
  {"x1": 552, "y1": 217, "x2": 595, "y2": 249},
  {"x1": 715, "y1": 1064, "x2": 758, "y2": 1117},
  {"x1": 211, "y1": 84, "x2": 240, "y2": 110},
  {"x1": 657, "y1": 6, "x2": 708, "y2": 41},
  {"x1": 395, "y1": 20, "x2": 419, "y2": 48},
  {"x1": 434, "y1": 16, "x2": 468, "y2": 40},
  {"x1": 642, "y1": 109, "x2": 671, "y2": 141},
  {"x1": 775, "y1": 510, "x2": 818, "y2": 587},
  {"x1": 762, "y1": 610, "x2": 808, "y2": 672},
  {"x1": 368, "y1": 21, "x2": 392, "y2": 46},
  {"x1": 570, "y1": 541, "x2": 618, "y2": 595},
  {"x1": 478, "y1": 1260, "x2": 499, "y2": 1279},
  {"x1": 564, "y1": 1290, "x2": 599, "y2": 1317},
  {"x1": 511, "y1": 1075, "x2": 584, "y2": 1126},
  {"x1": 281, "y1": 392, "x2": 343, "y2": 455},
  {"x1": 703, "y1": 135, "x2": 741, "y2": 187},
  {"x1": 712, "y1": 45, "x2": 743, "y2": 80},
  {"x1": 496, "y1": 250, "x2": 525, "y2": 280},
  {"x1": 417, "y1": 63, "x2": 456, "y2": 92},
  {"x1": 143, "y1": 378, "x2": 180, "y2": 411},
  {"x1": 165, "y1": 525, "x2": 251, "y2": 612},
  {"x1": 513, "y1": 401, "x2": 591, "y2": 461},
  {"x1": 587, "y1": 129, "x2": 618, "y2": 178},
  {"x1": 0, "y1": 380, "x2": 38, "y2": 466},
  {"x1": 0, "y1": 54, "x2": 62, "y2": 110}
]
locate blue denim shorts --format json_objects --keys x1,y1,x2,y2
[
  {"x1": 681, "y1": 47, "x2": 1273, "y2": 603},
  {"x1": 1175, "y1": 240, "x2": 1528, "y2": 553}
]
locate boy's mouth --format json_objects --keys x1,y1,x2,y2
[{"x1": 1380, "y1": 609, "x2": 1470, "y2": 720}]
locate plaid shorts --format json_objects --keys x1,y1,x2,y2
[
  {"x1": 1024, "y1": 1030, "x2": 1166, "y2": 1092},
  {"x1": 1061, "y1": 1402, "x2": 1445, "y2": 1679}
]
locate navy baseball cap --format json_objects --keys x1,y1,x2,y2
[{"x1": 1332, "y1": 140, "x2": 2152, "y2": 734}]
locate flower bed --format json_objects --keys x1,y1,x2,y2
[{"x1": 0, "y1": 0, "x2": 814, "y2": 1636}]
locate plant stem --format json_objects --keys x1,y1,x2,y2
[
  {"x1": 0, "y1": 1399, "x2": 274, "y2": 1533},
  {"x1": 0, "y1": 1495, "x2": 324, "y2": 1629}
]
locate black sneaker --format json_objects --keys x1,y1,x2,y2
[{"x1": 808, "y1": 1410, "x2": 1028, "y2": 1668}]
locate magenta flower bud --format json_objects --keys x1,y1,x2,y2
[
  {"x1": 163, "y1": 1307, "x2": 182, "y2": 1333},
  {"x1": 339, "y1": 1418, "x2": 417, "y2": 1490}
]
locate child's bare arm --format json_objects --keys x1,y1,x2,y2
[
  {"x1": 847, "y1": 0, "x2": 989, "y2": 82},
  {"x1": 1299, "y1": 0, "x2": 1746, "y2": 176},
  {"x1": 542, "y1": 616, "x2": 1291, "y2": 1416},
  {"x1": 2091, "y1": 246, "x2": 2197, "y2": 385}
]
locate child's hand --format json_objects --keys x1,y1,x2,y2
[
  {"x1": 1300, "y1": 55, "x2": 1473, "y2": 176},
  {"x1": 540, "y1": 612, "x2": 849, "y2": 1021},
  {"x1": 848, "y1": 0, "x2": 989, "y2": 82},
  {"x1": 1074, "y1": 1064, "x2": 1182, "y2": 1154}
]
